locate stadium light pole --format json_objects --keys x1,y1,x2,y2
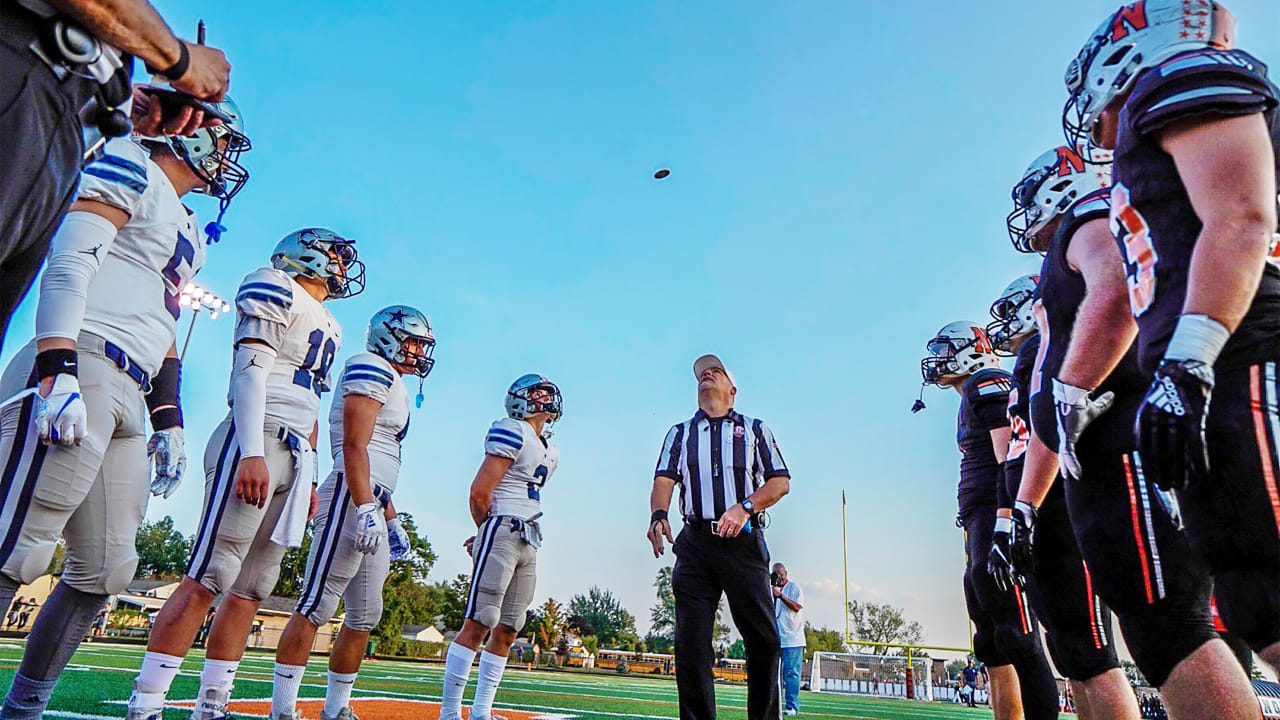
[
  {"x1": 178, "y1": 282, "x2": 231, "y2": 362},
  {"x1": 842, "y1": 490, "x2": 850, "y2": 645}
]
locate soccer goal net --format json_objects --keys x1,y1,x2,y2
[{"x1": 810, "y1": 651, "x2": 934, "y2": 701}]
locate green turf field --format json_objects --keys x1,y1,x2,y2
[{"x1": 0, "y1": 639, "x2": 997, "y2": 719}]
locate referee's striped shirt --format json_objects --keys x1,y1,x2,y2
[{"x1": 655, "y1": 409, "x2": 789, "y2": 521}]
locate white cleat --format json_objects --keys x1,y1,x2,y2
[
  {"x1": 321, "y1": 708, "x2": 361, "y2": 720},
  {"x1": 125, "y1": 686, "x2": 165, "y2": 720},
  {"x1": 274, "y1": 713, "x2": 301, "y2": 720},
  {"x1": 192, "y1": 685, "x2": 233, "y2": 720}
]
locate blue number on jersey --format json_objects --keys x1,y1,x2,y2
[
  {"x1": 293, "y1": 329, "x2": 338, "y2": 396},
  {"x1": 161, "y1": 232, "x2": 197, "y2": 320},
  {"x1": 527, "y1": 464, "x2": 549, "y2": 500}
]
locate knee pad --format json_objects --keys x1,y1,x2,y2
[
  {"x1": 1045, "y1": 630, "x2": 1120, "y2": 682},
  {"x1": 342, "y1": 597, "x2": 382, "y2": 633},
  {"x1": 101, "y1": 553, "x2": 138, "y2": 595},
  {"x1": 472, "y1": 592, "x2": 501, "y2": 629},
  {"x1": 973, "y1": 625, "x2": 1008, "y2": 667},
  {"x1": 1115, "y1": 596, "x2": 1218, "y2": 686},
  {"x1": 15, "y1": 539, "x2": 55, "y2": 584},
  {"x1": 231, "y1": 565, "x2": 280, "y2": 602},
  {"x1": 1214, "y1": 569, "x2": 1280, "y2": 652},
  {"x1": 195, "y1": 556, "x2": 242, "y2": 598},
  {"x1": 993, "y1": 623, "x2": 1038, "y2": 663},
  {"x1": 298, "y1": 592, "x2": 341, "y2": 629}
]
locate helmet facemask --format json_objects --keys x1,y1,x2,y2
[
  {"x1": 393, "y1": 330, "x2": 436, "y2": 378},
  {"x1": 920, "y1": 326, "x2": 996, "y2": 385},
  {"x1": 986, "y1": 290, "x2": 1037, "y2": 355},
  {"x1": 511, "y1": 382, "x2": 563, "y2": 421},
  {"x1": 318, "y1": 240, "x2": 366, "y2": 298}
]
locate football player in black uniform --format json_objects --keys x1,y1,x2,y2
[
  {"x1": 920, "y1": 323, "x2": 1058, "y2": 720},
  {"x1": 986, "y1": 268, "x2": 1136, "y2": 720},
  {"x1": 1065, "y1": 0, "x2": 1280, "y2": 680},
  {"x1": 1010, "y1": 131, "x2": 1258, "y2": 720}
]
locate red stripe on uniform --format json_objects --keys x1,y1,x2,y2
[
  {"x1": 1123, "y1": 454, "x2": 1155, "y2": 604},
  {"x1": 1082, "y1": 560, "x2": 1102, "y2": 649},
  {"x1": 1247, "y1": 365, "x2": 1280, "y2": 538},
  {"x1": 1012, "y1": 586, "x2": 1030, "y2": 634}
]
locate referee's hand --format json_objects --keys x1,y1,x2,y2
[
  {"x1": 647, "y1": 519, "x2": 674, "y2": 558},
  {"x1": 715, "y1": 504, "x2": 750, "y2": 538}
]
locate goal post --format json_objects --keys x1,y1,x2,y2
[{"x1": 811, "y1": 641, "x2": 972, "y2": 702}]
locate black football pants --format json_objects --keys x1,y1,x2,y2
[
  {"x1": 0, "y1": 11, "x2": 95, "y2": 354},
  {"x1": 672, "y1": 523, "x2": 780, "y2": 720}
]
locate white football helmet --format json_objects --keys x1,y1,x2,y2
[
  {"x1": 505, "y1": 374, "x2": 562, "y2": 422},
  {"x1": 986, "y1": 275, "x2": 1041, "y2": 355},
  {"x1": 271, "y1": 228, "x2": 365, "y2": 298},
  {"x1": 921, "y1": 322, "x2": 1000, "y2": 385},
  {"x1": 1063, "y1": 0, "x2": 1235, "y2": 147},
  {"x1": 368, "y1": 305, "x2": 435, "y2": 377},
  {"x1": 1008, "y1": 145, "x2": 1112, "y2": 253}
]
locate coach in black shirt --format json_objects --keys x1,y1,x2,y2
[{"x1": 647, "y1": 353, "x2": 791, "y2": 720}]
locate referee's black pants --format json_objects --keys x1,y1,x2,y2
[
  {"x1": 0, "y1": 7, "x2": 96, "y2": 353},
  {"x1": 673, "y1": 523, "x2": 780, "y2": 720}
]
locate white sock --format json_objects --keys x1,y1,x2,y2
[
  {"x1": 470, "y1": 650, "x2": 508, "y2": 718},
  {"x1": 440, "y1": 643, "x2": 477, "y2": 720},
  {"x1": 130, "y1": 651, "x2": 184, "y2": 714},
  {"x1": 271, "y1": 663, "x2": 306, "y2": 716},
  {"x1": 135, "y1": 651, "x2": 184, "y2": 694},
  {"x1": 324, "y1": 670, "x2": 358, "y2": 717}
]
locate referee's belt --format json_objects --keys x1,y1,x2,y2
[
  {"x1": 683, "y1": 515, "x2": 754, "y2": 535},
  {"x1": 103, "y1": 341, "x2": 152, "y2": 393}
]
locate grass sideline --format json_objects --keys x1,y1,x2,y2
[{"x1": 0, "y1": 639, "x2": 998, "y2": 719}]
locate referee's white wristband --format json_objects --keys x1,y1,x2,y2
[{"x1": 1165, "y1": 313, "x2": 1229, "y2": 366}]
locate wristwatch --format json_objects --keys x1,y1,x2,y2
[{"x1": 741, "y1": 499, "x2": 755, "y2": 515}]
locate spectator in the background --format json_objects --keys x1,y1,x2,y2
[
  {"x1": 961, "y1": 659, "x2": 979, "y2": 708},
  {"x1": 5, "y1": 597, "x2": 22, "y2": 630},
  {"x1": 771, "y1": 563, "x2": 805, "y2": 716}
]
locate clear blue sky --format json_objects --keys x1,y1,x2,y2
[{"x1": 4, "y1": 0, "x2": 1279, "y2": 656}]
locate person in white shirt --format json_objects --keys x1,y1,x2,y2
[{"x1": 772, "y1": 563, "x2": 805, "y2": 716}]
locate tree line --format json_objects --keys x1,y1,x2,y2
[{"x1": 135, "y1": 517, "x2": 926, "y2": 659}]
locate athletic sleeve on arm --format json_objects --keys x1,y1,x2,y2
[
  {"x1": 753, "y1": 419, "x2": 790, "y2": 479},
  {"x1": 234, "y1": 268, "x2": 294, "y2": 350},
  {"x1": 230, "y1": 342, "x2": 276, "y2": 458},
  {"x1": 484, "y1": 418, "x2": 524, "y2": 459},
  {"x1": 77, "y1": 137, "x2": 149, "y2": 215},
  {"x1": 340, "y1": 355, "x2": 395, "y2": 404},
  {"x1": 1127, "y1": 50, "x2": 1278, "y2": 136},
  {"x1": 34, "y1": 211, "x2": 120, "y2": 343},
  {"x1": 655, "y1": 424, "x2": 684, "y2": 481}
]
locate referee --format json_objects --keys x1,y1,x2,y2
[
  {"x1": 1, "y1": 0, "x2": 231, "y2": 350},
  {"x1": 647, "y1": 354, "x2": 791, "y2": 720}
]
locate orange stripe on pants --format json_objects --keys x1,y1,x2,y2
[
  {"x1": 1082, "y1": 561, "x2": 1102, "y2": 649},
  {"x1": 1248, "y1": 365, "x2": 1280, "y2": 539},
  {"x1": 1123, "y1": 454, "x2": 1155, "y2": 604}
]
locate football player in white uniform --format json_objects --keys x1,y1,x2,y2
[
  {"x1": 440, "y1": 374, "x2": 561, "y2": 720},
  {"x1": 128, "y1": 228, "x2": 361, "y2": 720},
  {"x1": 0, "y1": 100, "x2": 249, "y2": 719},
  {"x1": 269, "y1": 305, "x2": 435, "y2": 720}
]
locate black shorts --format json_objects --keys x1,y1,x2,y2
[
  {"x1": 1155, "y1": 361, "x2": 1280, "y2": 650},
  {"x1": 1063, "y1": 448, "x2": 1218, "y2": 684},
  {"x1": 962, "y1": 509, "x2": 1036, "y2": 666},
  {"x1": 1027, "y1": 487, "x2": 1120, "y2": 680}
]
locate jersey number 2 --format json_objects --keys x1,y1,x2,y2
[
  {"x1": 1110, "y1": 183, "x2": 1158, "y2": 317},
  {"x1": 293, "y1": 329, "x2": 337, "y2": 396},
  {"x1": 527, "y1": 464, "x2": 549, "y2": 500}
]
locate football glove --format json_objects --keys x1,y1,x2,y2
[
  {"x1": 1136, "y1": 359, "x2": 1213, "y2": 491},
  {"x1": 147, "y1": 426, "x2": 186, "y2": 498},
  {"x1": 35, "y1": 374, "x2": 88, "y2": 446},
  {"x1": 354, "y1": 503, "x2": 385, "y2": 554},
  {"x1": 1008, "y1": 501, "x2": 1037, "y2": 587},
  {"x1": 987, "y1": 518, "x2": 1016, "y2": 592},
  {"x1": 388, "y1": 516, "x2": 411, "y2": 561},
  {"x1": 1053, "y1": 378, "x2": 1114, "y2": 481}
]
